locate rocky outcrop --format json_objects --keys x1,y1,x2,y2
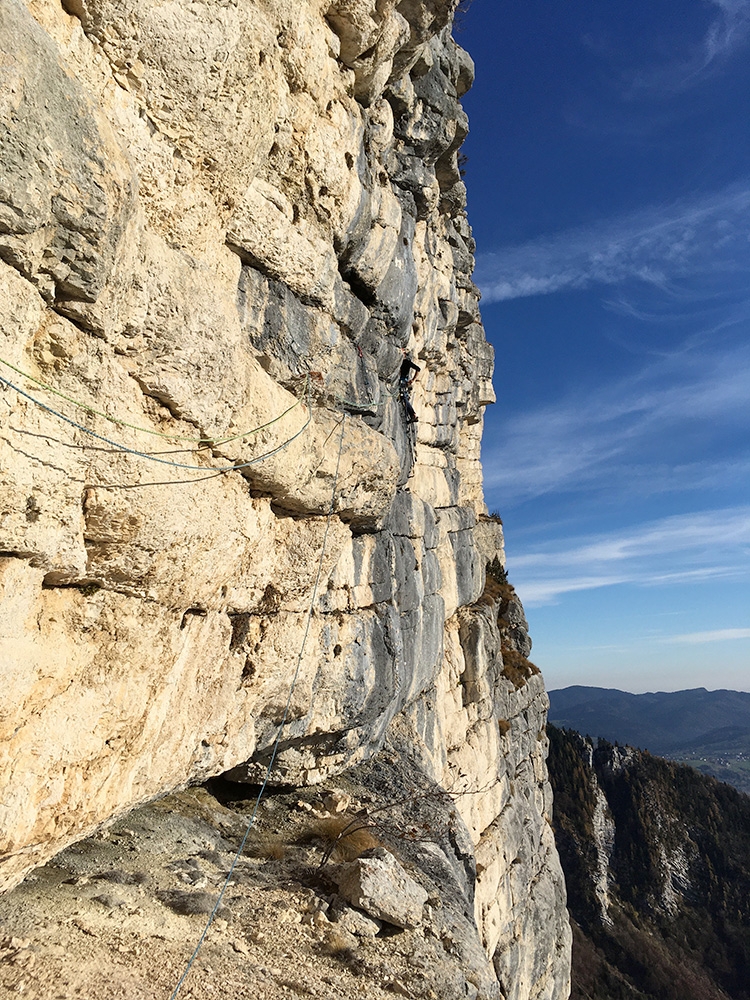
[{"x1": 0, "y1": 1, "x2": 569, "y2": 997}]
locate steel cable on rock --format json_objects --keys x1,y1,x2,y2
[
  {"x1": 167, "y1": 413, "x2": 347, "y2": 1000},
  {"x1": 1, "y1": 343, "x2": 403, "y2": 986},
  {"x1": 0, "y1": 355, "x2": 305, "y2": 448},
  {"x1": 0, "y1": 372, "x2": 312, "y2": 475}
]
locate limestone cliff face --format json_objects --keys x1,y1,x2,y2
[{"x1": 0, "y1": 1, "x2": 570, "y2": 997}]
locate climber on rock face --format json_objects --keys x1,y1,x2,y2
[{"x1": 398, "y1": 347, "x2": 420, "y2": 423}]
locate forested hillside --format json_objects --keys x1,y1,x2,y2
[{"x1": 548, "y1": 726, "x2": 750, "y2": 1000}]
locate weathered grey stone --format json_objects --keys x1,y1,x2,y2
[
  {"x1": 337, "y1": 848, "x2": 428, "y2": 929},
  {"x1": 399, "y1": 595, "x2": 445, "y2": 703},
  {"x1": 238, "y1": 268, "x2": 317, "y2": 380},
  {"x1": 351, "y1": 532, "x2": 396, "y2": 605},
  {"x1": 393, "y1": 536, "x2": 421, "y2": 612},
  {"x1": 422, "y1": 549, "x2": 442, "y2": 596},
  {"x1": 451, "y1": 40, "x2": 476, "y2": 98},
  {"x1": 0, "y1": 0, "x2": 135, "y2": 303},
  {"x1": 450, "y1": 527, "x2": 484, "y2": 609},
  {"x1": 331, "y1": 901, "x2": 382, "y2": 937},
  {"x1": 384, "y1": 490, "x2": 426, "y2": 537},
  {"x1": 500, "y1": 592, "x2": 533, "y2": 659}
]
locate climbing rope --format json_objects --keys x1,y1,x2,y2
[
  {"x1": 0, "y1": 342, "x2": 410, "y2": 460},
  {"x1": 168, "y1": 413, "x2": 347, "y2": 1000},
  {"x1": 0, "y1": 372, "x2": 311, "y2": 474},
  {"x1": 0, "y1": 355, "x2": 305, "y2": 448}
]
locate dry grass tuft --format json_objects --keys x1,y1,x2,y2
[
  {"x1": 244, "y1": 832, "x2": 287, "y2": 860},
  {"x1": 320, "y1": 927, "x2": 366, "y2": 973},
  {"x1": 478, "y1": 576, "x2": 516, "y2": 607},
  {"x1": 501, "y1": 648, "x2": 541, "y2": 689},
  {"x1": 322, "y1": 927, "x2": 358, "y2": 957},
  {"x1": 477, "y1": 557, "x2": 515, "y2": 607},
  {"x1": 299, "y1": 814, "x2": 381, "y2": 863}
]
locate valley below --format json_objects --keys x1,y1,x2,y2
[{"x1": 547, "y1": 723, "x2": 750, "y2": 1000}]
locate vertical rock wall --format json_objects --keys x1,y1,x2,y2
[{"x1": 0, "y1": 1, "x2": 570, "y2": 996}]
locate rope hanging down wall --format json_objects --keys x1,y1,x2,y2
[{"x1": 167, "y1": 413, "x2": 347, "y2": 1000}]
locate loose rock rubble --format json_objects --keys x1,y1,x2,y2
[{"x1": 0, "y1": 780, "x2": 494, "y2": 1000}]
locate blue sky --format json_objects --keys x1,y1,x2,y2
[{"x1": 457, "y1": 0, "x2": 750, "y2": 693}]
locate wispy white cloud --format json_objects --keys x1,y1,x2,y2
[
  {"x1": 659, "y1": 627, "x2": 750, "y2": 643},
  {"x1": 475, "y1": 183, "x2": 750, "y2": 304},
  {"x1": 518, "y1": 574, "x2": 629, "y2": 605},
  {"x1": 601, "y1": 298, "x2": 750, "y2": 353},
  {"x1": 508, "y1": 506, "x2": 750, "y2": 605},
  {"x1": 705, "y1": 0, "x2": 750, "y2": 55},
  {"x1": 483, "y1": 340, "x2": 750, "y2": 505},
  {"x1": 564, "y1": 3, "x2": 750, "y2": 147},
  {"x1": 513, "y1": 507, "x2": 750, "y2": 571},
  {"x1": 627, "y1": 0, "x2": 750, "y2": 95}
]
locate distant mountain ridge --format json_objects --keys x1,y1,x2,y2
[{"x1": 548, "y1": 685, "x2": 750, "y2": 754}]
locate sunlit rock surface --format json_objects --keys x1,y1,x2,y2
[{"x1": 0, "y1": 1, "x2": 570, "y2": 997}]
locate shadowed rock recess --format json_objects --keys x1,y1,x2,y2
[{"x1": 0, "y1": 2, "x2": 570, "y2": 997}]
